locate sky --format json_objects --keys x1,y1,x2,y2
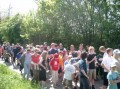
[{"x1": 0, "y1": 0, "x2": 38, "y2": 15}]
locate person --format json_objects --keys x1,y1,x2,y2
[
  {"x1": 31, "y1": 48, "x2": 40, "y2": 83},
  {"x1": 112, "y1": 49, "x2": 120, "y2": 89},
  {"x1": 23, "y1": 49, "x2": 32, "y2": 79},
  {"x1": 96, "y1": 46, "x2": 106, "y2": 79},
  {"x1": 69, "y1": 44, "x2": 78, "y2": 58},
  {"x1": 49, "y1": 53, "x2": 59, "y2": 87},
  {"x1": 64, "y1": 55, "x2": 73, "y2": 67},
  {"x1": 87, "y1": 46, "x2": 97, "y2": 89},
  {"x1": 39, "y1": 51, "x2": 47, "y2": 89},
  {"x1": 107, "y1": 63, "x2": 120, "y2": 89},
  {"x1": 16, "y1": 43, "x2": 23, "y2": 66},
  {"x1": 58, "y1": 51, "x2": 64, "y2": 80},
  {"x1": 101, "y1": 48, "x2": 114, "y2": 89},
  {"x1": 48, "y1": 43, "x2": 58, "y2": 70},
  {"x1": 77, "y1": 52, "x2": 90, "y2": 89},
  {"x1": 0, "y1": 45, "x2": 3, "y2": 58},
  {"x1": 62, "y1": 56, "x2": 76, "y2": 89}
]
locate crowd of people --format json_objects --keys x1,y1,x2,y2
[{"x1": 0, "y1": 42, "x2": 120, "y2": 89}]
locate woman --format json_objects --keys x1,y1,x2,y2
[
  {"x1": 31, "y1": 48, "x2": 40, "y2": 83},
  {"x1": 39, "y1": 51, "x2": 47, "y2": 88},
  {"x1": 23, "y1": 48, "x2": 31, "y2": 79},
  {"x1": 87, "y1": 46, "x2": 97, "y2": 89}
]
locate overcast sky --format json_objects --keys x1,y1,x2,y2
[{"x1": 0, "y1": 0, "x2": 37, "y2": 15}]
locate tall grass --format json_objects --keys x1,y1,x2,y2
[{"x1": 0, "y1": 64, "x2": 40, "y2": 89}]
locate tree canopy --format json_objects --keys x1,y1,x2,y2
[{"x1": 0, "y1": 0, "x2": 120, "y2": 48}]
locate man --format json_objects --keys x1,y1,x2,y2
[
  {"x1": 62, "y1": 56, "x2": 76, "y2": 89},
  {"x1": 78, "y1": 52, "x2": 90, "y2": 89},
  {"x1": 101, "y1": 48, "x2": 114, "y2": 89}
]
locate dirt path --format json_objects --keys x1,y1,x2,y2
[{"x1": 0, "y1": 59, "x2": 103, "y2": 89}]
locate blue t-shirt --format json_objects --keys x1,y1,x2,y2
[
  {"x1": 79, "y1": 59, "x2": 87, "y2": 78},
  {"x1": 107, "y1": 71, "x2": 119, "y2": 89}
]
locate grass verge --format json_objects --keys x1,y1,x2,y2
[{"x1": 0, "y1": 64, "x2": 40, "y2": 89}]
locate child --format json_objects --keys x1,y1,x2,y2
[
  {"x1": 107, "y1": 63, "x2": 120, "y2": 89},
  {"x1": 49, "y1": 53, "x2": 59, "y2": 87}
]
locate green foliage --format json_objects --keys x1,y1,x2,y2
[
  {"x1": 0, "y1": 64, "x2": 40, "y2": 89},
  {"x1": 0, "y1": 0, "x2": 120, "y2": 48}
]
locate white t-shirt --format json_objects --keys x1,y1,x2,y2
[
  {"x1": 101, "y1": 55, "x2": 114, "y2": 72},
  {"x1": 64, "y1": 64, "x2": 75, "y2": 80}
]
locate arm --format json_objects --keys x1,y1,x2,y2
[
  {"x1": 101, "y1": 63, "x2": 110, "y2": 72},
  {"x1": 81, "y1": 69, "x2": 89, "y2": 79},
  {"x1": 114, "y1": 79, "x2": 120, "y2": 83},
  {"x1": 88, "y1": 57, "x2": 96, "y2": 64},
  {"x1": 39, "y1": 58, "x2": 46, "y2": 69}
]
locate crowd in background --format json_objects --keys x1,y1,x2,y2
[{"x1": 0, "y1": 42, "x2": 120, "y2": 89}]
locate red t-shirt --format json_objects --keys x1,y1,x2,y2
[
  {"x1": 0, "y1": 48, "x2": 3, "y2": 54},
  {"x1": 31, "y1": 54, "x2": 40, "y2": 64},
  {"x1": 50, "y1": 58, "x2": 59, "y2": 71}
]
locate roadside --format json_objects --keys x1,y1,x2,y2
[{"x1": 0, "y1": 59, "x2": 102, "y2": 89}]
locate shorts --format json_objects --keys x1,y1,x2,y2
[
  {"x1": 88, "y1": 69, "x2": 96, "y2": 79},
  {"x1": 103, "y1": 72, "x2": 108, "y2": 86},
  {"x1": 74, "y1": 73, "x2": 79, "y2": 82},
  {"x1": 52, "y1": 70, "x2": 58, "y2": 83},
  {"x1": 58, "y1": 66, "x2": 62, "y2": 74},
  {"x1": 62, "y1": 78, "x2": 73, "y2": 89},
  {"x1": 16, "y1": 54, "x2": 22, "y2": 59}
]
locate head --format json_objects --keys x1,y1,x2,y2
[
  {"x1": 79, "y1": 43, "x2": 83, "y2": 50},
  {"x1": 27, "y1": 49, "x2": 31, "y2": 53},
  {"x1": 70, "y1": 44, "x2": 75, "y2": 51},
  {"x1": 44, "y1": 42, "x2": 47, "y2": 46},
  {"x1": 110, "y1": 63, "x2": 116, "y2": 71},
  {"x1": 99, "y1": 46, "x2": 106, "y2": 52},
  {"x1": 88, "y1": 46, "x2": 95, "y2": 54},
  {"x1": 54, "y1": 53, "x2": 59, "y2": 58},
  {"x1": 41, "y1": 51, "x2": 47, "y2": 60},
  {"x1": 16, "y1": 43, "x2": 20, "y2": 47},
  {"x1": 51, "y1": 43, "x2": 55, "y2": 49},
  {"x1": 113, "y1": 49, "x2": 120, "y2": 60},
  {"x1": 58, "y1": 50, "x2": 63, "y2": 56},
  {"x1": 34, "y1": 48, "x2": 39, "y2": 54},
  {"x1": 81, "y1": 52, "x2": 88, "y2": 60},
  {"x1": 59, "y1": 43, "x2": 63, "y2": 49},
  {"x1": 40, "y1": 45, "x2": 44, "y2": 51},
  {"x1": 106, "y1": 48, "x2": 113, "y2": 56}
]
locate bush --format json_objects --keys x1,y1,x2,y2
[{"x1": 0, "y1": 64, "x2": 40, "y2": 89}]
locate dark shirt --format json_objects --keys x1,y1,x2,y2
[
  {"x1": 16, "y1": 47, "x2": 21, "y2": 54},
  {"x1": 69, "y1": 51, "x2": 78, "y2": 57},
  {"x1": 70, "y1": 57, "x2": 80, "y2": 64},
  {"x1": 97, "y1": 52, "x2": 104, "y2": 64},
  {"x1": 79, "y1": 59, "x2": 87, "y2": 78},
  {"x1": 87, "y1": 53, "x2": 96, "y2": 69},
  {"x1": 48, "y1": 48, "x2": 58, "y2": 55}
]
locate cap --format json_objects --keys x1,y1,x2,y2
[
  {"x1": 113, "y1": 49, "x2": 120, "y2": 55},
  {"x1": 110, "y1": 63, "x2": 116, "y2": 67}
]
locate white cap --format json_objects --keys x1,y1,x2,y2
[
  {"x1": 113, "y1": 49, "x2": 120, "y2": 55},
  {"x1": 110, "y1": 63, "x2": 116, "y2": 67}
]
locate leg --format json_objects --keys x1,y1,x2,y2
[{"x1": 80, "y1": 77, "x2": 90, "y2": 89}]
